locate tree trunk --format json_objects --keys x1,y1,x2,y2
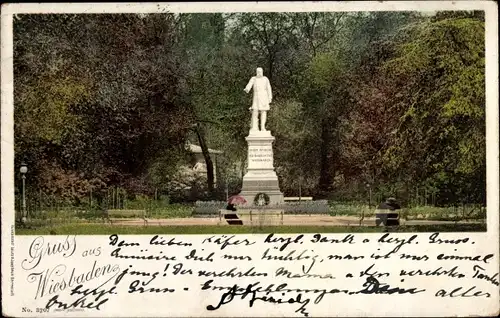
[
  {"x1": 267, "y1": 52, "x2": 275, "y2": 82},
  {"x1": 194, "y1": 123, "x2": 215, "y2": 196}
]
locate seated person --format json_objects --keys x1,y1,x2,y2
[{"x1": 377, "y1": 197, "x2": 401, "y2": 210}]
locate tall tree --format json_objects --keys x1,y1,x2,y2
[{"x1": 348, "y1": 12, "x2": 485, "y2": 204}]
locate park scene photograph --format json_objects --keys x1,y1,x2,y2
[{"x1": 12, "y1": 10, "x2": 487, "y2": 235}]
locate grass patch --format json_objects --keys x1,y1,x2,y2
[
  {"x1": 328, "y1": 204, "x2": 485, "y2": 221},
  {"x1": 149, "y1": 204, "x2": 193, "y2": 218},
  {"x1": 16, "y1": 223, "x2": 485, "y2": 235}
]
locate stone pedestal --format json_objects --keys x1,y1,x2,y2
[{"x1": 239, "y1": 130, "x2": 284, "y2": 206}]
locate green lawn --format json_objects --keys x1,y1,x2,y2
[
  {"x1": 329, "y1": 204, "x2": 485, "y2": 220},
  {"x1": 25, "y1": 204, "x2": 485, "y2": 221},
  {"x1": 16, "y1": 223, "x2": 486, "y2": 235}
]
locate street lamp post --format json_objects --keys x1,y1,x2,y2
[
  {"x1": 298, "y1": 173, "x2": 302, "y2": 202},
  {"x1": 366, "y1": 183, "x2": 372, "y2": 209},
  {"x1": 20, "y1": 162, "x2": 28, "y2": 223}
]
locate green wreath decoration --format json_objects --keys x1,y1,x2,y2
[{"x1": 254, "y1": 192, "x2": 270, "y2": 206}]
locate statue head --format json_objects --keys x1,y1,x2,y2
[{"x1": 256, "y1": 67, "x2": 263, "y2": 78}]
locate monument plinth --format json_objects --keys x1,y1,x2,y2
[{"x1": 240, "y1": 130, "x2": 284, "y2": 205}]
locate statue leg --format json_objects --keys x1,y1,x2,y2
[
  {"x1": 260, "y1": 111, "x2": 267, "y2": 131},
  {"x1": 251, "y1": 109, "x2": 259, "y2": 132}
]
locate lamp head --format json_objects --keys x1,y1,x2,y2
[{"x1": 20, "y1": 162, "x2": 28, "y2": 174}]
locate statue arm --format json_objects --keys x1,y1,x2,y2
[
  {"x1": 266, "y1": 77, "x2": 272, "y2": 102},
  {"x1": 244, "y1": 77, "x2": 255, "y2": 93}
]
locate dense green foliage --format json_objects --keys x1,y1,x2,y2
[{"x1": 14, "y1": 11, "x2": 485, "y2": 207}]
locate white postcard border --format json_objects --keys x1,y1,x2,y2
[{"x1": 1, "y1": 2, "x2": 499, "y2": 317}]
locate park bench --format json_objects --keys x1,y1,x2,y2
[
  {"x1": 249, "y1": 209, "x2": 284, "y2": 226},
  {"x1": 374, "y1": 198, "x2": 401, "y2": 227},
  {"x1": 219, "y1": 208, "x2": 284, "y2": 225},
  {"x1": 284, "y1": 197, "x2": 313, "y2": 202},
  {"x1": 105, "y1": 209, "x2": 148, "y2": 226},
  {"x1": 375, "y1": 211, "x2": 400, "y2": 226},
  {"x1": 219, "y1": 209, "x2": 243, "y2": 225}
]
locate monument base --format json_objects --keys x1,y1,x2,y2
[
  {"x1": 239, "y1": 190, "x2": 284, "y2": 206},
  {"x1": 239, "y1": 131, "x2": 284, "y2": 206}
]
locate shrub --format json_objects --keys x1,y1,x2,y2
[
  {"x1": 151, "y1": 204, "x2": 192, "y2": 218},
  {"x1": 193, "y1": 201, "x2": 227, "y2": 215},
  {"x1": 328, "y1": 201, "x2": 370, "y2": 216},
  {"x1": 283, "y1": 200, "x2": 330, "y2": 214}
]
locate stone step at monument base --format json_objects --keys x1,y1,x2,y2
[{"x1": 235, "y1": 208, "x2": 284, "y2": 226}]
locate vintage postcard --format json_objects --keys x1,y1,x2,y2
[{"x1": 2, "y1": 1, "x2": 499, "y2": 317}]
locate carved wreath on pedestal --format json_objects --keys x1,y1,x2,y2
[{"x1": 254, "y1": 192, "x2": 270, "y2": 206}]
